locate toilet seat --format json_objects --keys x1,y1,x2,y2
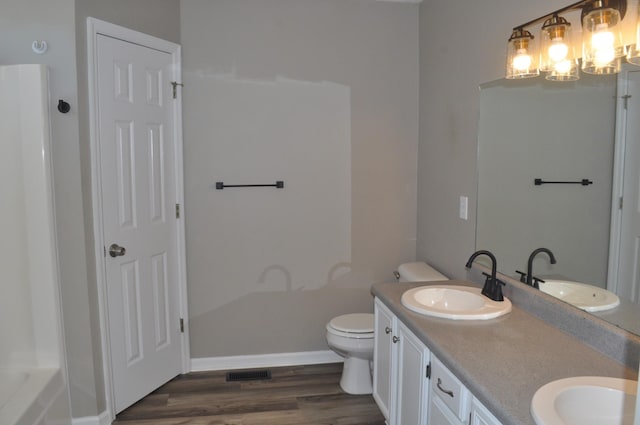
[{"x1": 327, "y1": 313, "x2": 374, "y2": 339}]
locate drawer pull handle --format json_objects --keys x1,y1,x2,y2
[
  {"x1": 385, "y1": 326, "x2": 392, "y2": 334},
  {"x1": 392, "y1": 336, "x2": 399, "y2": 343},
  {"x1": 437, "y1": 378, "x2": 454, "y2": 398}
]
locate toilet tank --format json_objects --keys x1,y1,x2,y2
[{"x1": 397, "y1": 262, "x2": 448, "y2": 282}]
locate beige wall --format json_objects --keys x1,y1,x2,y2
[
  {"x1": 180, "y1": 0, "x2": 419, "y2": 357},
  {"x1": 417, "y1": 0, "x2": 572, "y2": 280}
]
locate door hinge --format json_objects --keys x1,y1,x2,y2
[
  {"x1": 426, "y1": 362, "x2": 431, "y2": 379},
  {"x1": 171, "y1": 81, "x2": 184, "y2": 99},
  {"x1": 622, "y1": 94, "x2": 632, "y2": 109},
  {"x1": 176, "y1": 203, "x2": 181, "y2": 219},
  {"x1": 619, "y1": 197, "x2": 624, "y2": 209},
  {"x1": 179, "y1": 318, "x2": 185, "y2": 333}
]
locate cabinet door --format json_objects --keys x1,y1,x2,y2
[
  {"x1": 429, "y1": 394, "x2": 465, "y2": 425},
  {"x1": 430, "y1": 356, "x2": 471, "y2": 421},
  {"x1": 471, "y1": 398, "x2": 503, "y2": 425},
  {"x1": 373, "y1": 299, "x2": 396, "y2": 422},
  {"x1": 395, "y1": 321, "x2": 429, "y2": 425}
]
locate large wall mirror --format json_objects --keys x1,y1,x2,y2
[{"x1": 476, "y1": 68, "x2": 640, "y2": 335}]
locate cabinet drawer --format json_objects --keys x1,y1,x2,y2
[{"x1": 431, "y1": 356, "x2": 470, "y2": 421}]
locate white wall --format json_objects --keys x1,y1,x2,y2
[
  {"x1": 181, "y1": 0, "x2": 419, "y2": 357},
  {"x1": 0, "y1": 67, "x2": 36, "y2": 369}
]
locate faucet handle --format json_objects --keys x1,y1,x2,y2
[
  {"x1": 532, "y1": 276, "x2": 545, "y2": 289},
  {"x1": 515, "y1": 270, "x2": 527, "y2": 283}
]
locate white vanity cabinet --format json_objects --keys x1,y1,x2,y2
[
  {"x1": 373, "y1": 298, "x2": 396, "y2": 420},
  {"x1": 470, "y1": 398, "x2": 503, "y2": 425},
  {"x1": 373, "y1": 299, "x2": 430, "y2": 425},
  {"x1": 373, "y1": 298, "x2": 505, "y2": 425}
]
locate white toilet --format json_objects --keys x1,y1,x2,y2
[{"x1": 326, "y1": 262, "x2": 448, "y2": 395}]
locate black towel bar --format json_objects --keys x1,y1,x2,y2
[
  {"x1": 534, "y1": 178, "x2": 593, "y2": 186},
  {"x1": 216, "y1": 181, "x2": 284, "y2": 190}
]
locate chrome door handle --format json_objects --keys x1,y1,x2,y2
[{"x1": 109, "y1": 243, "x2": 126, "y2": 258}]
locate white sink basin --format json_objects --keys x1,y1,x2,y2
[
  {"x1": 531, "y1": 376, "x2": 637, "y2": 425},
  {"x1": 400, "y1": 285, "x2": 512, "y2": 320},
  {"x1": 539, "y1": 279, "x2": 620, "y2": 312}
]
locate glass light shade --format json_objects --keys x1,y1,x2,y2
[
  {"x1": 546, "y1": 58, "x2": 580, "y2": 81},
  {"x1": 627, "y1": 43, "x2": 640, "y2": 64},
  {"x1": 506, "y1": 29, "x2": 539, "y2": 79},
  {"x1": 540, "y1": 15, "x2": 575, "y2": 73},
  {"x1": 626, "y1": 2, "x2": 640, "y2": 65},
  {"x1": 582, "y1": 4, "x2": 625, "y2": 74}
]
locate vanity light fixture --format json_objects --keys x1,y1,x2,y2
[
  {"x1": 506, "y1": 28, "x2": 540, "y2": 79},
  {"x1": 540, "y1": 15, "x2": 580, "y2": 80},
  {"x1": 581, "y1": 0, "x2": 626, "y2": 74},
  {"x1": 505, "y1": 0, "x2": 635, "y2": 81}
]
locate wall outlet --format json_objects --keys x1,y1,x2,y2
[{"x1": 459, "y1": 196, "x2": 468, "y2": 220}]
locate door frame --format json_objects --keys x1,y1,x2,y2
[
  {"x1": 607, "y1": 64, "x2": 640, "y2": 296},
  {"x1": 87, "y1": 17, "x2": 190, "y2": 420}
]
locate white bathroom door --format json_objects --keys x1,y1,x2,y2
[
  {"x1": 96, "y1": 33, "x2": 183, "y2": 413},
  {"x1": 617, "y1": 70, "x2": 640, "y2": 303}
]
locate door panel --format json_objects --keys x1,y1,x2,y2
[
  {"x1": 373, "y1": 299, "x2": 396, "y2": 422},
  {"x1": 97, "y1": 33, "x2": 181, "y2": 413}
]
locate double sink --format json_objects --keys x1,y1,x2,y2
[{"x1": 400, "y1": 284, "x2": 637, "y2": 425}]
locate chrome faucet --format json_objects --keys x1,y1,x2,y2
[
  {"x1": 465, "y1": 250, "x2": 505, "y2": 302},
  {"x1": 524, "y1": 248, "x2": 557, "y2": 289}
]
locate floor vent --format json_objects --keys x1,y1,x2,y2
[{"x1": 226, "y1": 369, "x2": 272, "y2": 382}]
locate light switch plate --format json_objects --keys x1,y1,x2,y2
[{"x1": 459, "y1": 196, "x2": 468, "y2": 220}]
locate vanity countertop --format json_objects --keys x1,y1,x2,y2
[{"x1": 372, "y1": 280, "x2": 637, "y2": 425}]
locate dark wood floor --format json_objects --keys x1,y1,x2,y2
[{"x1": 114, "y1": 363, "x2": 386, "y2": 425}]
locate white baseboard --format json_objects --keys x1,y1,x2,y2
[
  {"x1": 72, "y1": 410, "x2": 111, "y2": 425},
  {"x1": 190, "y1": 350, "x2": 343, "y2": 372}
]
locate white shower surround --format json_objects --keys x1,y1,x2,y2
[{"x1": 0, "y1": 64, "x2": 70, "y2": 425}]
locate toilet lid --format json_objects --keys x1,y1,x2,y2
[{"x1": 329, "y1": 313, "x2": 374, "y2": 333}]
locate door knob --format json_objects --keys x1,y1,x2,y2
[{"x1": 109, "y1": 243, "x2": 126, "y2": 258}]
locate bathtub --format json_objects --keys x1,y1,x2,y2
[
  {"x1": 0, "y1": 64, "x2": 71, "y2": 424},
  {"x1": 0, "y1": 369, "x2": 65, "y2": 425}
]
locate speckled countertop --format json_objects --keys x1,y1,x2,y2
[{"x1": 372, "y1": 281, "x2": 637, "y2": 425}]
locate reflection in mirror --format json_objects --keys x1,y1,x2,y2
[
  {"x1": 477, "y1": 75, "x2": 616, "y2": 286},
  {"x1": 475, "y1": 72, "x2": 640, "y2": 336}
]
